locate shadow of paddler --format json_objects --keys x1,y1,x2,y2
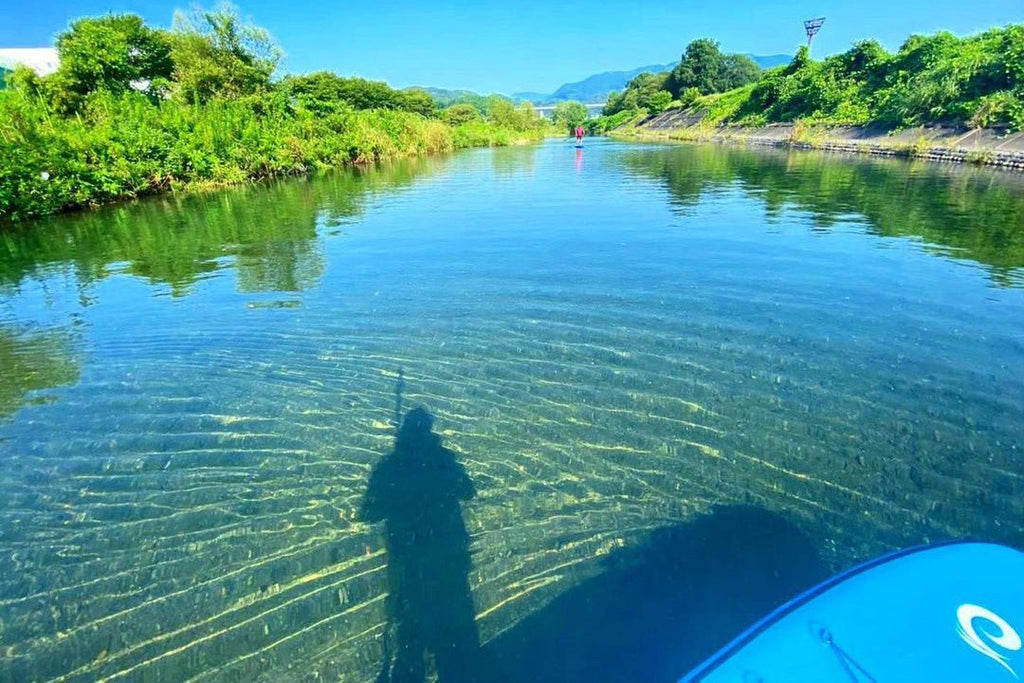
[{"x1": 360, "y1": 407, "x2": 482, "y2": 683}]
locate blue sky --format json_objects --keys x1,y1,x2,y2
[{"x1": 1, "y1": 0, "x2": 1021, "y2": 94}]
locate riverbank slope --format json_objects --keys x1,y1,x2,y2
[{"x1": 614, "y1": 110, "x2": 1024, "y2": 170}]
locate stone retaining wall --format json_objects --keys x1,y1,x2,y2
[{"x1": 628, "y1": 116, "x2": 1024, "y2": 171}]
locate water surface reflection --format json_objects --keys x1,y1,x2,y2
[
  {"x1": 615, "y1": 144, "x2": 1024, "y2": 286},
  {"x1": 0, "y1": 141, "x2": 1020, "y2": 682}
]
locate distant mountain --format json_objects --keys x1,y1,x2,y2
[
  {"x1": 416, "y1": 54, "x2": 793, "y2": 109},
  {"x1": 507, "y1": 91, "x2": 549, "y2": 103},
  {"x1": 512, "y1": 64, "x2": 672, "y2": 105},
  {"x1": 418, "y1": 87, "x2": 489, "y2": 107},
  {"x1": 512, "y1": 54, "x2": 792, "y2": 105}
]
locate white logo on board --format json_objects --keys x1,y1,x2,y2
[{"x1": 957, "y1": 603, "x2": 1021, "y2": 678}]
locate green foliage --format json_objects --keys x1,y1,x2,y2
[
  {"x1": 677, "y1": 87, "x2": 702, "y2": 107},
  {"x1": 442, "y1": 103, "x2": 481, "y2": 126},
  {"x1": 429, "y1": 89, "x2": 492, "y2": 113},
  {"x1": 169, "y1": 4, "x2": 280, "y2": 104},
  {"x1": 667, "y1": 39, "x2": 722, "y2": 96},
  {"x1": 723, "y1": 25, "x2": 1024, "y2": 130},
  {"x1": 603, "y1": 40, "x2": 760, "y2": 122},
  {"x1": 603, "y1": 71, "x2": 672, "y2": 117},
  {"x1": 280, "y1": 72, "x2": 437, "y2": 116},
  {"x1": 721, "y1": 54, "x2": 762, "y2": 91},
  {"x1": 484, "y1": 96, "x2": 517, "y2": 127},
  {"x1": 278, "y1": 72, "x2": 353, "y2": 115},
  {"x1": 666, "y1": 39, "x2": 761, "y2": 97},
  {"x1": 483, "y1": 96, "x2": 544, "y2": 132},
  {"x1": 0, "y1": 67, "x2": 12, "y2": 91},
  {"x1": 701, "y1": 84, "x2": 759, "y2": 125},
  {"x1": 400, "y1": 88, "x2": 438, "y2": 117},
  {"x1": 602, "y1": 90, "x2": 629, "y2": 117},
  {"x1": 47, "y1": 14, "x2": 173, "y2": 113},
  {"x1": 4, "y1": 66, "x2": 42, "y2": 99},
  {"x1": 647, "y1": 90, "x2": 673, "y2": 115},
  {"x1": 586, "y1": 109, "x2": 646, "y2": 135},
  {"x1": 0, "y1": 7, "x2": 541, "y2": 222},
  {"x1": 1, "y1": 86, "x2": 477, "y2": 221},
  {"x1": 552, "y1": 100, "x2": 589, "y2": 132},
  {"x1": 451, "y1": 119, "x2": 542, "y2": 148}
]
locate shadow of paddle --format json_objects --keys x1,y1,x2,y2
[{"x1": 485, "y1": 505, "x2": 829, "y2": 682}]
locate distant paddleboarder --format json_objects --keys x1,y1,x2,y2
[{"x1": 574, "y1": 125, "x2": 585, "y2": 146}]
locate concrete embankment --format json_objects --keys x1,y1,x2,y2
[{"x1": 622, "y1": 109, "x2": 1024, "y2": 171}]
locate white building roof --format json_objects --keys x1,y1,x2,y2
[{"x1": 0, "y1": 48, "x2": 59, "y2": 76}]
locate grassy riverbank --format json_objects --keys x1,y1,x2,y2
[
  {"x1": 0, "y1": 9, "x2": 548, "y2": 222},
  {"x1": 0, "y1": 90, "x2": 544, "y2": 222},
  {"x1": 591, "y1": 25, "x2": 1024, "y2": 140},
  {"x1": 613, "y1": 119, "x2": 1024, "y2": 171}
]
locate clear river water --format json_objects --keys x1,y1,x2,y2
[{"x1": 1, "y1": 139, "x2": 1022, "y2": 682}]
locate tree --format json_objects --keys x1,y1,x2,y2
[
  {"x1": 399, "y1": 88, "x2": 438, "y2": 117},
  {"x1": 282, "y1": 73, "x2": 438, "y2": 116},
  {"x1": 280, "y1": 71, "x2": 349, "y2": 114},
  {"x1": 442, "y1": 103, "x2": 481, "y2": 125},
  {"x1": 721, "y1": 54, "x2": 761, "y2": 91},
  {"x1": 3, "y1": 65, "x2": 41, "y2": 98},
  {"x1": 630, "y1": 72, "x2": 672, "y2": 113},
  {"x1": 647, "y1": 90, "x2": 673, "y2": 114},
  {"x1": 602, "y1": 90, "x2": 627, "y2": 116},
  {"x1": 514, "y1": 101, "x2": 541, "y2": 130},
  {"x1": 48, "y1": 14, "x2": 173, "y2": 112},
  {"x1": 485, "y1": 95, "x2": 517, "y2": 126},
  {"x1": 603, "y1": 71, "x2": 673, "y2": 116},
  {"x1": 170, "y1": 4, "x2": 280, "y2": 103},
  {"x1": 552, "y1": 100, "x2": 589, "y2": 131},
  {"x1": 668, "y1": 38, "x2": 726, "y2": 97}
]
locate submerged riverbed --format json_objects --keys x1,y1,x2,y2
[{"x1": 1, "y1": 140, "x2": 1022, "y2": 682}]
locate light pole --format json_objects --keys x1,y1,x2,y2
[{"x1": 804, "y1": 17, "x2": 826, "y2": 51}]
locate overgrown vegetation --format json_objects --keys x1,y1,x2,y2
[
  {"x1": 601, "y1": 39, "x2": 761, "y2": 121},
  {"x1": 603, "y1": 72, "x2": 673, "y2": 117},
  {"x1": 665, "y1": 39, "x2": 761, "y2": 98},
  {"x1": 0, "y1": 6, "x2": 547, "y2": 222},
  {"x1": 597, "y1": 25, "x2": 1024, "y2": 134},
  {"x1": 729, "y1": 27, "x2": 1024, "y2": 129},
  {"x1": 551, "y1": 100, "x2": 589, "y2": 133}
]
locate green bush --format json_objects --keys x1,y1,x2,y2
[
  {"x1": 604, "y1": 72, "x2": 673, "y2": 117},
  {"x1": 280, "y1": 72, "x2": 439, "y2": 117},
  {"x1": 0, "y1": 7, "x2": 546, "y2": 221},
  {"x1": 442, "y1": 103, "x2": 482, "y2": 126},
  {"x1": 665, "y1": 39, "x2": 762, "y2": 97},
  {"x1": 552, "y1": 100, "x2": 589, "y2": 132},
  {"x1": 0, "y1": 79, "x2": 541, "y2": 221},
  {"x1": 728, "y1": 25, "x2": 1024, "y2": 130},
  {"x1": 596, "y1": 25, "x2": 1024, "y2": 135},
  {"x1": 587, "y1": 109, "x2": 645, "y2": 135}
]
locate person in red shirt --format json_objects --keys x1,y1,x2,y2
[{"x1": 574, "y1": 125, "x2": 584, "y2": 144}]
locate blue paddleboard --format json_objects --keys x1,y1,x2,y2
[{"x1": 682, "y1": 541, "x2": 1023, "y2": 682}]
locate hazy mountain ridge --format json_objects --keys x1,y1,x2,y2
[{"x1": 512, "y1": 54, "x2": 791, "y2": 104}]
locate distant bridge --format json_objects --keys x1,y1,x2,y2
[{"x1": 533, "y1": 103, "x2": 605, "y2": 119}]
